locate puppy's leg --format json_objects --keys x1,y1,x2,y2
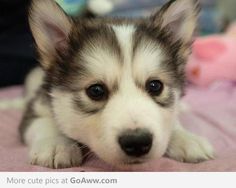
[
  {"x1": 24, "y1": 117, "x2": 82, "y2": 168},
  {"x1": 165, "y1": 122, "x2": 214, "y2": 163}
]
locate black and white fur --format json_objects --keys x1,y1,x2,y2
[{"x1": 19, "y1": 0, "x2": 214, "y2": 169}]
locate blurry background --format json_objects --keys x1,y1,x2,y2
[
  {"x1": 110, "y1": 0, "x2": 219, "y2": 35},
  {"x1": 0, "y1": 0, "x2": 235, "y2": 87}
]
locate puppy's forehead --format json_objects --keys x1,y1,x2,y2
[
  {"x1": 111, "y1": 24, "x2": 135, "y2": 64},
  {"x1": 78, "y1": 23, "x2": 136, "y2": 68},
  {"x1": 71, "y1": 23, "x2": 121, "y2": 87},
  {"x1": 112, "y1": 24, "x2": 169, "y2": 84},
  {"x1": 72, "y1": 20, "x2": 181, "y2": 91}
]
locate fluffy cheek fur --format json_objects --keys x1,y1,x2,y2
[{"x1": 51, "y1": 89, "x2": 178, "y2": 165}]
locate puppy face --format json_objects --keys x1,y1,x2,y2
[{"x1": 29, "y1": 0, "x2": 199, "y2": 166}]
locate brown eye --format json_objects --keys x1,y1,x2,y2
[
  {"x1": 146, "y1": 80, "x2": 163, "y2": 96},
  {"x1": 86, "y1": 84, "x2": 108, "y2": 101}
]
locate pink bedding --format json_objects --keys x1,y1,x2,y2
[{"x1": 0, "y1": 82, "x2": 236, "y2": 171}]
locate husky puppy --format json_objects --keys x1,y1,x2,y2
[{"x1": 19, "y1": 0, "x2": 214, "y2": 169}]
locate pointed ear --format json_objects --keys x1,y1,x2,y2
[
  {"x1": 29, "y1": 0, "x2": 73, "y2": 69},
  {"x1": 151, "y1": 0, "x2": 200, "y2": 44}
]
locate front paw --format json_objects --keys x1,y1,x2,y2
[
  {"x1": 165, "y1": 129, "x2": 214, "y2": 163},
  {"x1": 29, "y1": 137, "x2": 83, "y2": 168}
]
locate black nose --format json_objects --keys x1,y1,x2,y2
[{"x1": 118, "y1": 129, "x2": 153, "y2": 157}]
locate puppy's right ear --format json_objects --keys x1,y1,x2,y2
[{"x1": 29, "y1": 0, "x2": 73, "y2": 69}]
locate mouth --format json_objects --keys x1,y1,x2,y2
[
  {"x1": 125, "y1": 161, "x2": 144, "y2": 165},
  {"x1": 122, "y1": 158, "x2": 149, "y2": 165},
  {"x1": 110, "y1": 158, "x2": 151, "y2": 170}
]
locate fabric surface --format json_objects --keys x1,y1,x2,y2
[{"x1": 0, "y1": 82, "x2": 236, "y2": 172}]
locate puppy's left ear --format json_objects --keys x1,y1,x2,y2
[
  {"x1": 151, "y1": 0, "x2": 200, "y2": 45},
  {"x1": 29, "y1": 0, "x2": 73, "y2": 70}
]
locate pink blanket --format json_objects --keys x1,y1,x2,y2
[{"x1": 0, "y1": 82, "x2": 236, "y2": 171}]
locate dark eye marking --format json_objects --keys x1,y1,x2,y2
[
  {"x1": 153, "y1": 90, "x2": 175, "y2": 107},
  {"x1": 73, "y1": 83, "x2": 109, "y2": 115},
  {"x1": 135, "y1": 79, "x2": 175, "y2": 107},
  {"x1": 73, "y1": 95, "x2": 102, "y2": 115}
]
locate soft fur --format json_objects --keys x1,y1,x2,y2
[{"x1": 19, "y1": 0, "x2": 214, "y2": 169}]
